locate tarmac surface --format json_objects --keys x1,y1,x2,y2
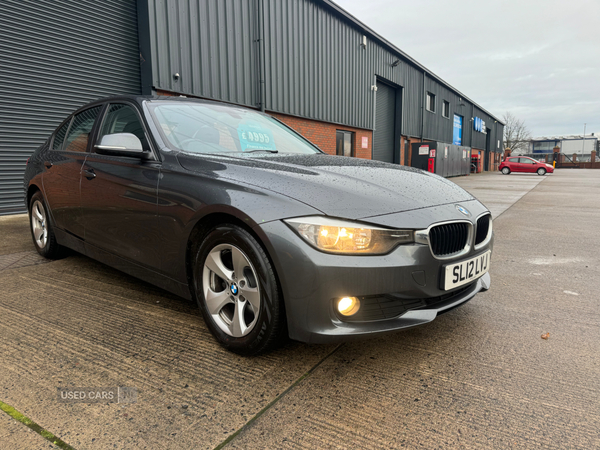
[{"x1": 0, "y1": 169, "x2": 598, "y2": 449}]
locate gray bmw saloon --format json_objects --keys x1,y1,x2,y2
[{"x1": 24, "y1": 96, "x2": 493, "y2": 355}]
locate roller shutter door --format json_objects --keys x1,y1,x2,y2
[
  {"x1": 0, "y1": 0, "x2": 141, "y2": 215},
  {"x1": 373, "y1": 82, "x2": 396, "y2": 163}
]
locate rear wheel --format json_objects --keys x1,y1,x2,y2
[
  {"x1": 537, "y1": 167, "x2": 546, "y2": 176},
  {"x1": 193, "y1": 224, "x2": 284, "y2": 355},
  {"x1": 29, "y1": 191, "x2": 64, "y2": 259},
  {"x1": 501, "y1": 167, "x2": 511, "y2": 175}
]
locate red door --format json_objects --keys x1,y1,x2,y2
[
  {"x1": 520, "y1": 157, "x2": 537, "y2": 173},
  {"x1": 507, "y1": 157, "x2": 520, "y2": 172}
]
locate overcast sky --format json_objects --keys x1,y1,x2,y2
[{"x1": 334, "y1": 0, "x2": 600, "y2": 137}]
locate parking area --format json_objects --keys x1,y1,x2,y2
[{"x1": 1, "y1": 169, "x2": 599, "y2": 449}]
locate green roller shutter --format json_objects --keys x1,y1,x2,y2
[{"x1": 0, "y1": 0, "x2": 141, "y2": 215}]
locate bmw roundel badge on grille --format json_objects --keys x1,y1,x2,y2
[{"x1": 456, "y1": 205, "x2": 471, "y2": 216}]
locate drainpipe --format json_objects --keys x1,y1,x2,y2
[
  {"x1": 470, "y1": 103, "x2": 474, "y2": 148},
  {"x1": 421, "y1": 70, "x2": 426, "y2": 141},
  {"x1": 257, "y1": 0, "x2": 266, "y2": 112}
]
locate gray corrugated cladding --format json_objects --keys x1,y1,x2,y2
[
  {"x1": 147, "y1": 0, "x2": 257, "y2": 107},
  {"x1": 0, "y1": 0, "x2": 141, "y2": 215},
  {"x1": 146, "y1": 0, "x2": 502, "y2": 147}
]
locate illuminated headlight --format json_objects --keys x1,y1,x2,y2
[{"x1": 284, "y1": 216, "x2": 414, "y2": 255}]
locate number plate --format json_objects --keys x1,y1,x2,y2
[{"x1": 443, "y1": 251, "x2": 491, "y2": 290}]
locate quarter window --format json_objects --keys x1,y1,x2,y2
[
  {"x1": 98, "y1": 104, "x2": 149, "y2": 150},
  {"x1": 336, "y1": 130, "x2": 354, "y2": 157},
  {"x1": 52, "y1": 118, "x2": 72, "y2": 151},
  {"x1": 426, "y1": 92, "x2": 436, "y2": 112},
  {"x1": 64, "y1": 106, "x2": 102, "y2": 152},
  {"x1": 442, "y1": 100, "x2": 450, "y2": 118}
]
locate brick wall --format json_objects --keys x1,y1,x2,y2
[
  {"x1": 401, "y1": 136, "x2": 430, "y2": 167},
  {"x1": 471, "y1": 149, "x2": 483, "y2": 173},
  {"x1": 270, "y1": 112, "x2": 372, "y2": 159}
]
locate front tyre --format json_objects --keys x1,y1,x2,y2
[
  {"x1": 29, "y1": 191, "x2": 64, "y2": 259},
  {"x1": 193, "y1": 224, "x2": 284, "y2": 355},
  {"x1": 501, "y1": 167, "x2": 511, "y2": 175},
  {"x1": 537, "y1": 168, "x2": 546, "y2": 176}
]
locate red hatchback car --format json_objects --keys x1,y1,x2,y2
[{"x1": 499, "y1": 156, "x2": 554, "y2": 175}]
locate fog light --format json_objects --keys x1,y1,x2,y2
[{"x1": 337, "y1": 297, "x2": 360, "y2": 316}]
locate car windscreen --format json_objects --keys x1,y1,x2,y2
[{"x1": 147, "y1": 102, "x2": 321, "y2": 155}]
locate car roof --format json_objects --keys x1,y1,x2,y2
[{"x1": 73, "y1": 94, "x2": 255, "y2": 114}]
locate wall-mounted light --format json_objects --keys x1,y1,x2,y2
[
  {"x1": 371, "y1": 85, "x2": 378, "y2": 91},
  {"x1": 360, "y1": 35, "x2": 367, "y2": 49},
  {"x1": 391, "y1": 59, "x2": 400, "y2": 67}
]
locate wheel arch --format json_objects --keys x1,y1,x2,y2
[
  {"x1": 184, "y1": 212, "x2": 286, "y2": 326},
  {"x1": 26, "y1": 184, "x2": 42, "y2": 210}
]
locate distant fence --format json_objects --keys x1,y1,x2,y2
[{"x1": 519, "y1": 153, "x2": 599, "y2": 169}]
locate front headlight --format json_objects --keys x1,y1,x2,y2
[{"x1": 284, "y1": 216, "x2": 414, "y2": 255}]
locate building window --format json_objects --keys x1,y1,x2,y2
[
  {"x1": 426, "y1": 92, "x2": 436, "y2": 112},
  {"x1": 336, "y1": 130, "x2": 354, "y2": 157},
  {"x1": 442, "y1": 100, "x2": 450, "y2": 118}
]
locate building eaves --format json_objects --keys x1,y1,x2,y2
[{"x1": 320, "y1": 0, "x2": 505, "y2": 126}]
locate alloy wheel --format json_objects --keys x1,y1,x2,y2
[
  {"x1": 31, "y1": 200, "x2": 48, "y2": 248},
  {"x1": 202, "y1": 244, "x2": 261, "y2": 337}
]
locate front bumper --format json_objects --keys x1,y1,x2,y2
[{"x1": 255, "y1": 201, "x2": 493, "y2": 344}]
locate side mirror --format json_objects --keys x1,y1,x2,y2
[{"x1": 95, "y1": 133, "x2": 144, "y2": 156}]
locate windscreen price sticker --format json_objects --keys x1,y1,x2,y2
[{"x1": 237, "y1": 122, "x2": 277, "y2": 152}]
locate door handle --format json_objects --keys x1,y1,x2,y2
[
  {"x1": 44, "y1": 161, "x2": 52, "y2": 169},
  {"x1": 84, "y1": 168, "x2": 96, "y2": 180}
]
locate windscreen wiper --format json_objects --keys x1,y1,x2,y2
[{"x1": 244, "y1": 149, "x2": 279, "y2": 154}]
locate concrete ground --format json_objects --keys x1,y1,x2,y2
[{"x1": 0, "y1": 169, "x2": 598, "y2": 449}]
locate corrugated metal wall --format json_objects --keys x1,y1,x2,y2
[
  {"x1": 145, "y1": 0, "x2": 503, "y2": 152},
  {"x1": 147, "y1": 0, "x2": 426, "y2": 133},
  {"x1": 472, "y1": 105, "x2": 501, "y2": 152},
  {"x1": 147, "y1": 0, "x2": 258, "y2": 107},
  {"x1": 0, "y1": 0, "x2": 141, "y2": 215},
  {"x1": 424, "y1": 75, "x2": 471, "y2": 144},
  {"x1": 261, "y1": 0, "x2": 424, "y2": 133},
  {"x1": 422, "y1": 77, "x2": 504, "y2": 154}
]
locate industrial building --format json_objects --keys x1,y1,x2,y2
[
  {"x1": 0, "y1": 0, "x2": 504, "y2": 215},
  {"x1": 528, "y1": 134, "x2": 598, "y2": 158}
]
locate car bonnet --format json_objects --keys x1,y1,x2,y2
[{"x1": 177, "y1": 153, "x2": 474, "y2": 220}]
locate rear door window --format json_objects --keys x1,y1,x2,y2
[
  {"x1": 63, "y1": 106, "x2": 102, "y2": 153},
  {"x1": 51, "y1": 118, "x2": 72, "y2": 151}
]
